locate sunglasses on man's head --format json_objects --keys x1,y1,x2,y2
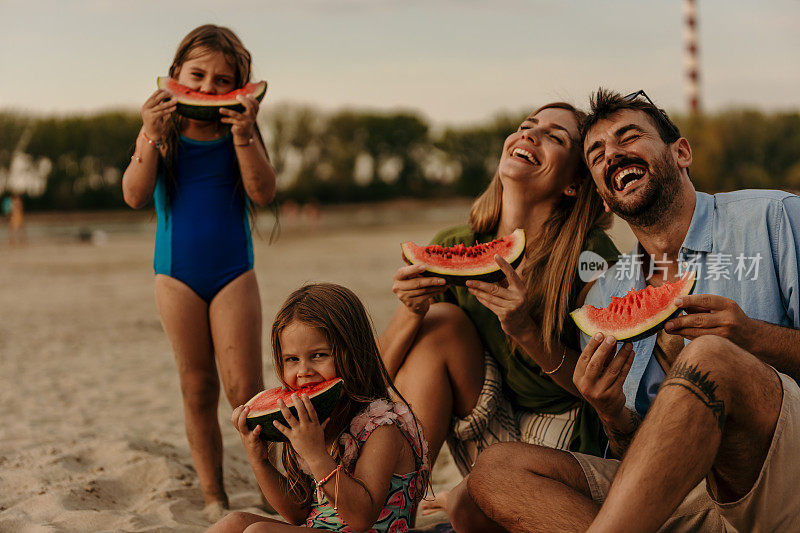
[{"x1": 624, "y1": 90, "x2": 680, "y2": 139}]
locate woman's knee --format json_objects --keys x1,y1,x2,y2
[
  {"x1": 425, "y1": 303, "x2": 478, "y2": 338},
  {"x1": 411, "y1": 302, "x2": 484, "y2": 362}
]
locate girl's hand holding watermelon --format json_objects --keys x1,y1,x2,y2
[
  {"x1": 273, "y1": 393, "x2": 330, "y2": 464},
  {"x1": 219, "y1": 94, "x2": 259, "y2": 145},
  {"x1": 140, "y1": 89, "x2": 177, "y2": 143},
  {"x1": 232, "y1": 404, "x2": 270, "y2": 463}
]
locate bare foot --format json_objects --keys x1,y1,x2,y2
[
  {"x1": 421, "y1": 490, "x2": 449, "y2": 516},
  {"x1": 203, "y1": 500, "x2": 230, "y2": 522}
]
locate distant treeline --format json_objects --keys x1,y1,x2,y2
[{"x1": 1, "y1": 105, "x2": 799, "y2": 211}]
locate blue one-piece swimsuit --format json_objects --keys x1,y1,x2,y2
[{"x1": 153, "y1": 134, "x2": 253, "y2": 303}]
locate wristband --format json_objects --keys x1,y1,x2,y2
[{"x1": 234, "y1": 136, "x2": 254, "y2": 147}]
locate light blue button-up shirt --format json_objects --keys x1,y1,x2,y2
[{"x1": 581, "y1": 190, "x2": 800, "y2": 417}]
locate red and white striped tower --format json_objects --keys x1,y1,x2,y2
[{"x1": 683, "y1": 0, "x2": 702, "y2": 114}]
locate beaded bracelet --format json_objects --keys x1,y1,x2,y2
[
  {"x1": 131, "y1": 132, "x2": 163, "y2": 163},
  {"x1": 315, "y1": 464, "x2": 342, "y2": 511},
  {"x1": 544, "y1": 346, "x2": 567, "y2": 375},
  {"x1": 234, "y1": 136, "x2": 254, "y2": 147},
  {"x1": 141, "y1": 131, "x2": 163, "y2": 149}
]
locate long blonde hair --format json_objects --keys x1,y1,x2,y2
[
  {"x1": 469, "y1": 103, "x2": 611, "y2": 354},
  {"x1": 271, "y1": 283, "x2": 427, "y2": 506}
]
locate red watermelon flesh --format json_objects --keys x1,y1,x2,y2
[
  {"x1": 401, "y1": 228, "x2": 525, "y2": 284},
  {"x1": 245, "y1": 378, "x2": 343, "y2": 442},
  {"x1": 156, "y1": 77, "x2": 268, "y2": 120},
  {"x1": 570, "y1": 270, "x2": 696, "y2": 341}
]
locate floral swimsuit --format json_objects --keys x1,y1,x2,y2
[{"x1": 304, "y1": 400, "x2": 429, "y2": 532}]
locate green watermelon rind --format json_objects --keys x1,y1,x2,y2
[
  {"x1": 570, "y1": 271, "x2": 696, "y2": 342},
  {"x1": 401, "y1": 228, "x2": 526, "y2": 286},
  {"x1": 244, "y1": 378, "x2": 343, "y2": 442},
  {"x1": 156, "y1": 77, "x2": 268, "y2": 121}
]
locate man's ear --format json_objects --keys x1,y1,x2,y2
[{"x1": 673, "y1": 137, "x2": 692, "y2": 170}]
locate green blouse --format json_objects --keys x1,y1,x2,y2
[{"x1": 432, "y1": 224, "x2": 620, "y2": 456}]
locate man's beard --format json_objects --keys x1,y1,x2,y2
[{"x1": 603, "y1": 150, "x2": 681, "y2": 228}]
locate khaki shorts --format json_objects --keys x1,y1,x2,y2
[
  {"x1": 446, "y1": 354, "x2": 578, "y2": 476},
  {"x1": 570, "y1": 371, "x2": 800, "y2": 532}
]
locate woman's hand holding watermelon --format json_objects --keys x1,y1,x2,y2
[
  {"x1": 232, "y1": 404, "x2": 270, "y2": 463},
  {"x1": 220, "y1": 94, "x2": 259, "y2": 145},
  {"x1": 273, "y1": 394, "x2": 330, "y2": 465},
  {"x1": 140, "y1": 89, "x2": 177, "y2": 142},
  {"x1": 466, "y1": 255, "x2": 532, "y2": 340},
  {"x1": 392, "y1": 264, "x2": 448, "y2": 316}
]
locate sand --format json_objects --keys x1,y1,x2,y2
[{"x1": 0, "y1": 201, "x2": 635, "y2": 532}]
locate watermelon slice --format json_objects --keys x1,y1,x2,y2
[
  {"x1": 245, "y1": 378, "x2": 343, "y2": 442},
  {"x1": 570, "y1": 270, "x2": 696, "y2": 342},
  {"x1": 156, "y1": 76, "x2": 268, "y2": 121},
  {"x1": 401, "y1": 228, "x2": 526, "y2": 285}
]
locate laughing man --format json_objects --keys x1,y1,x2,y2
[{"x1": 462, "y1": 88, "x2": 800, "y2": 532}]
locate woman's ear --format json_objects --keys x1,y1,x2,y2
[{"x1": 563, "y1": 182, "x2": 579, "y2": 197}]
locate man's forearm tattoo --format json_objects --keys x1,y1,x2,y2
[
  {"x1": 606, "y1": 409, "x2": 641, "y2": 458},
  {"x1": 662, "y1": 361, "x2": 726, "y2": 430}
]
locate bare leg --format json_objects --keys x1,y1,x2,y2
[
  {"x1": 207, "y1": 511, "x2": 294, "y2": 532},
  {"x1": 155, "y1": 275, "x2": 226, "y2": 506},
  {"x1": 210, "y1": 270, "x2": 264, "y2": 408},
  {"x1": 448, "y1": 475, "x2": 506, "y2": 533},
  {"x1": 467, "y1": 442, "x2": 598, "y2": 532},
  {"x1": 589, "y1": 336, "x2": 782, "y2": 533},
  {"x1": 209, "y1": 271, "x2": 276, "y2": 512},
  {"x1": 393, "y1": 303, "x2": 485, "y2": 467}
]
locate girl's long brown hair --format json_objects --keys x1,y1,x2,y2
[
  {"x1": 469, "y1": 103, "x2": 612, "y2": 354},
  {"x1": 160, "y1": 24, "x2": 269, "y2": 232},
  {"x1": 271, "y1": 283, "x2": 428, "y2": 507}
]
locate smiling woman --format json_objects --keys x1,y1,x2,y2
[{"x1": 379, "y1": 102, "x2": 620, "y2": 525}]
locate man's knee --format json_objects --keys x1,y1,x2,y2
[
  {"x1": 671, "y1": 335, "x2": 780, "y2": 425},
  {"x1": 679, "y1": 335, "x2": 737, "y2": 365}
]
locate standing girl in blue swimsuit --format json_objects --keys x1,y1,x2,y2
[{"x1": 122, "y1": 24, "x2": 277, "y2": 517}]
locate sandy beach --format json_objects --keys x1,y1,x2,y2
[{"x1": 0, "y1": 200, "x2": 634, "y2": 532}]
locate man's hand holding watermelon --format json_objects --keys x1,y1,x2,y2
[
  {"x1": 665, "y1": 294, "x2": 754, "y2": 347},
  {"x1": 572, "y1": 333, "x2": 638, "y2": 457}
]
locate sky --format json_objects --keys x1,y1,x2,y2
[{"x1": 1, "y1": 0, "x2": 798, "y2": 126}]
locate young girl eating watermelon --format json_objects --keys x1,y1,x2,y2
[
  {"x1": 208, "y1": 283, "x2": 429, "y2": 533},
  {"x1": 121, "y1": 24, "x2": 277, "y2": 518}
]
